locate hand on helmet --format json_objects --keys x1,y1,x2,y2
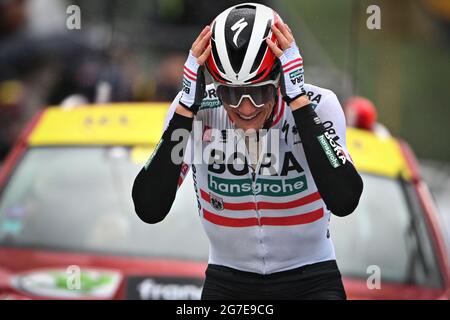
[
  {"x1": 191, "y1": 26, "x2": 212, "y2": 65},
  {"x1": 178, "y1": 26, "x2": 212, "y2": 115},
  {"x1": 266, "y1": 23, "x2": 306, "y2": 105}
]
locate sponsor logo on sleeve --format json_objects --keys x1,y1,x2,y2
[
  {"x1": 182, "y1": 78, "x2": 191, "y2": 94},
  {"x1": 317, "y1": 132, "x2": 347, "y2": 168},
  {"x1": 289, "y1": 69, "x2": 304, "y2": 85}
]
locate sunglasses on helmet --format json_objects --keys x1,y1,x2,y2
[{"x1": 216, "y1": 83, "x2": 277, "y2": 109}]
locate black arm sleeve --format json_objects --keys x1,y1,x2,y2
[
  {"x1": 132, "y1": 113, "x2": 193, "y2": 224},
  {"x1": 292, "y1": 104, "x2": 363, "y2": 217}
]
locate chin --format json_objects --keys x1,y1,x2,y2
[
  {"x1": 234, "y1": 117, "x2": 266, "y2": 132},
  {"x1": 226, "y1": 104, "x2": 273, "y2": 131},
  {"x1": 236, "y1": 123, "x2": 265, "y2": 132}
]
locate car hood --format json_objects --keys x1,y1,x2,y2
[
  {"x1": 343, "y1": 277, "x2": 450, "y2": 300},
  {"x1": 0, "y1": 247, "x2": 206, "y2": 300},
  {"x1": 2, "y1": 247, "x2": 448, "y2": 300}
]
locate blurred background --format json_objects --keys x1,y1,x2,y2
[
  {"x1": 1, "y1": 0, "x2": 450, "y2": 298},
  {"x1": 1, "y1": 0, "x2": 449, "y2": 233}
]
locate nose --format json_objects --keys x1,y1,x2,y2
[{"x1": 237, "y1": 98, "x2": 257, "y2": 115}]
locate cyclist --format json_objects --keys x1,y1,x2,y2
[{"x1": 133, "y1": 3, "x2": 363, "y2": 300}]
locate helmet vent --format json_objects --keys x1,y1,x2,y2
[
  {"x1": 235, "y1": 4, "x2": 256, "y2": 10},
  {"x1": 250, "y1": 42, "x2": 267, "y2": 74}
]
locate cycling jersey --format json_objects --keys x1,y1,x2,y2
[{"x1": 133, "y1": 82, "x2": 363, "y2": 275}]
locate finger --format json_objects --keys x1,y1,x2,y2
[
  {"x1": 193, "y1": 25, "x2": 210, "y2": 47},
  {"x1": 266, "y1": 38, "x2": 283, "y2": 58},
  {"x1": 197, "y1": 44, "x2": 212, "y2": 65},
  {"x1": 278, "y1": 22, "x2": 293, "y2": 44},
  {"x1": 283, "y1": 23, "x2": 294, "y2": 43},
  {"x1": 195, "y1": 30, "x2": 212, "y2": 53},
  {"x1": 191, "y1": 26, "x2": 211, "y2": 51},
  {"x1": 285, "y1": 23, "x2": 293, "y2": 36},
  {"x1": 191, "y1": 26, "x2": 210, "y2": 52},
  {"x1": 271, "y1": 25, "x2": 289, "y2": 50},
  {"x1": 192, "y1": 30, "x2": 212, "y2": 57}
]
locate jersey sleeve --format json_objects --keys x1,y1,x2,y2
[
  {"x1": 291, "y1": 91, "x2": 363, "y2": 217},
  {"x1": 132, "y1": 92, "x2": 193, "y2": 224},
  {"x1": 163, "y1": 91, "x2": 192, "y2": 188},
  {"x1": 314, "y1": 92, "x2": 353, "y2": 164},
  {"x1": 163, "y1": 91, "x2": 182, "y2": 129}
]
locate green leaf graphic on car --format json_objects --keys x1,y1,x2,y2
[{"x1": 54, "y1": 272, "x2": 113, "y2": 292}]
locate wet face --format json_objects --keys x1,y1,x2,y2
[{"x1": 223, "y1": 97, "x2": 276, "y2": 132}]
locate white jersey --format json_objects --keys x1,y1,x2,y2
[{"x1": 165, "y1": 83, "x2": 351, "y2": 274}]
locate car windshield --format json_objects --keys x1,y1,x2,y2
[
  {"x1": 331, "y1": 173, "x2": 442, "y2": 287},
  {"x1": 0, "y1": 148, "x2": 443, "y2": 287},
  {"x1": 0, "y1": 147, "x2": 209, "y2": 261}
]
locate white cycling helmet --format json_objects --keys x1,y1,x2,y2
[{"x1": 205, "y1": 3, "x2": 282, "y2": 86}]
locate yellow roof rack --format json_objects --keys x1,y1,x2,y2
[
  {"x1": 347, "y1": 127, "x2": 412, "y2": 180},
  {"x1": 29, "y1": 103, "x2": 170, "y2": 146}
]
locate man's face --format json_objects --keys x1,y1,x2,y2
[{"x1": 223, "y1": 97, "x2": 276, "y2": 131}]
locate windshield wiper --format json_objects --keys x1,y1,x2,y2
[{"x1": 400, "y1": 177, "x2": 430, "y2": 285}]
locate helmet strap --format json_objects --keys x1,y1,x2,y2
[{"x1": 262, "y1": 92, "x2": 278, "y2": 130}]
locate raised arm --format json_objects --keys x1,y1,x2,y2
[
  {"x1": 292, "y1": 94, "x2": 363, "y2": 217},
  {"x1": 267, "y1": 22, "x2": 363, "y2": 217},
  {"x1": 132, "y1": 26, "x2": 211, "y2": 223}
]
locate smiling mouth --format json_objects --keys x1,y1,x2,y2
[{"x1": 237, "y1": 112, "x2": 260, "y2": 121}]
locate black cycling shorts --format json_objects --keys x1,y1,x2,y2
[{"x1": 201, "y1": 260, "x2": 346, "y2": 300}]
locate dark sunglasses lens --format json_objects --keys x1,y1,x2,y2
[
  {"x1": 217, "y1": 84, "x2": 276, "y2": 107},
  {"x1": 245, "y1": 85, "x2": 276, "y2": 106},
  {"x1": 217, "y1": 86, "x2": 243, "y2": 106}
]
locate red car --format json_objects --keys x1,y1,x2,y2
[
  {"x1": 0, "y1": 104, "x2": 208, "y2": 299},
  {"x1": 336, "y1": 128, "x2": 450, "y2": 299},
  {"x1": 0, "y1": 103, "x2": 448, "y2": 299}
]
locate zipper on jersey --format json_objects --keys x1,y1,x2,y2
[
  {"x1": 251, "y1": 169, "x2": 261, "y2": 225},
  {"x1": 251, "y1": 166, "x2": 266, "y2": 270},
  {"x1": 244, "y1": 132, "x2": 267, "y2": 272}
]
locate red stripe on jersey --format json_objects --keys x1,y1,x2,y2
[
  {"x1": 203, "y1": 208, "x2": 324, "y2": 227},
  {"x1": 283, "y1": 63, "x2": 303, "y2": 74},
  {"x1": 258, "y1": 192, "x2": 321, "y2": 210},
  {"x1": 282, "y1": 58, "x2": 303, "y2": 69},
  {"x1": 183, "y1": 71, "x2": 196, "y2": 81},
  {"x1": 203, "y1": 209, "x2": 258, "y2": 227},
  {"x1": 200, "y1": 189, "x2": 321, "y2": 211},
  {"x1": 200, "y1": 190, "x2": 256, "y2": 210},
  {"x1": 183, "y1": 66, "x2": 197, "y2": 77},
  {"x1": 261, "y1": 208, "x2": 323, "y2": 226}
]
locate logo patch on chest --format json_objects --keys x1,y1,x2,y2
[{"x1": 210, "y1": 193, "x2": 224, "y2": 211}]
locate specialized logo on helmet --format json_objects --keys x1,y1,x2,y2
[
  {"x1": 210, "y1": 193, "x2": 224, "y2": 211},
  {"x1": 231, "y1": 18, "x2": 248, "y2": 47},
  {"x1": 206, "y1": 3, "x2": 280, "y2": 85}
]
